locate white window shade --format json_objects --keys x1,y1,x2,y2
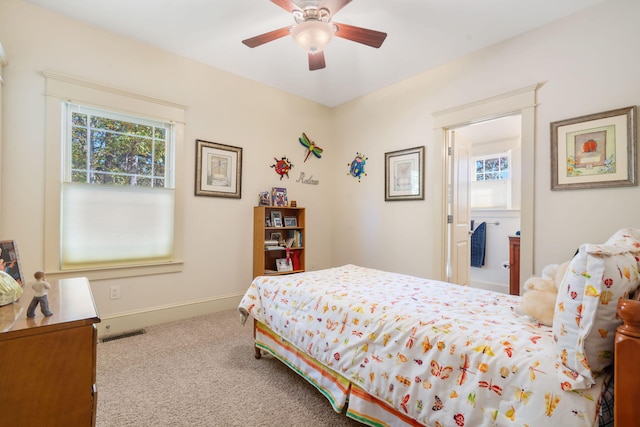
[
  {"x1": 470, "y1": 180, "x2": 511, "y2": 209},
  {"x1": 61, "y1": 183, "x2": 174, "y2": 268},
  {"x1": 44, "y1": 72, "x2": 186, "y2": 279}
]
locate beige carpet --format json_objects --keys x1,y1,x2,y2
[{"x1": 96, "y1": 309, "x2": 363, "y2": 426}]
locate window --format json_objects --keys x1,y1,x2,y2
[
  {"x1": 471, "y1": 152, "x2": 512, "y2": 209},
  {"x1": 66, "y1": 105, "x2": 171, "y2": 187},
  {"x1": 44, "y1": 72, "x2": 185, "y2": 279},
  {"x1": 474, "y1": 153, "x2": 510, "y2": 181},
  {"x1": 61, "y1": 104, "x2": 175, "y2": 269}
]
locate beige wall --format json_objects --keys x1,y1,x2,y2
[
  {"x1": 2, "y1": 0, "x2": 640, "y2": 330},
  {"x1": 331, "y1": 0, "x2": 640, "y2": 276},
  {"x1": 0, "y1": 0, "x2": 335, "y2": 327}
]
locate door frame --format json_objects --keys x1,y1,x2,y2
[{"x1": 433, "y1": 84, "x2": 541, "y2": 291}]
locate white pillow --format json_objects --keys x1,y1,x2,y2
[{"x1": 553, "y1": 233, "x2": 640, "y2": 389}]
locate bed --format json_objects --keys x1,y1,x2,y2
[{"x1": 239, "y1": 231, "x2": 640, "y2": 427}]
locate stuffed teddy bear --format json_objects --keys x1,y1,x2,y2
[{"x1": 515, "y1": 261, "x2": 570, "y2": 326}]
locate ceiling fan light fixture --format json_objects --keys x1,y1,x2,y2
[{"x1": 291, "y1": 20, "x2": 334, "y2": 54}]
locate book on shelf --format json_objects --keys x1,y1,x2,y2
[{"x1": 289, "y1": 230, "x2": 303, "y2": 248}]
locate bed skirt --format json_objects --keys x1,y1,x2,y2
[
  {"x1": 255, "y1": 321, "x2": 350, "y2": 412},
  {"x1": 256, "y1": 321, "x2": 426, "y2": 426}
]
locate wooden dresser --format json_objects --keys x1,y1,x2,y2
[
  {"x1": 0, "y1": 277, "x2": 100, "y2": 427},
  {"x1": 509, "y1": 236, "x2": 521, "y2": 295}
]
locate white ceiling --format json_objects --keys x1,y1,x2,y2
[
  {"x1": 24, "y1": 0, "x2": 603, "y2": 107},
  {"x1": 455, "y1": 115, "x2": 522, "y2": 145}
]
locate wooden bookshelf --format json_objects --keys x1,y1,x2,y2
[{"x1": 253, "y1": 206, "x2": 305, "y2": 278}]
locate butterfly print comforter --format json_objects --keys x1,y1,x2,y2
[{"x1": 239, "y1": 265, "x2": 606, "y2": 426}]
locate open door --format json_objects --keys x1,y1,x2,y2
[
  {"x1": 435, "y1": 84, "x2": 539, "y2": 288},
  {"x1": 447, "y1": 130, "x2": 472, "y2": 285}
]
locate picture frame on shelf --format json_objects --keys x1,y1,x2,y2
[
  {"x1": 551, "y1": 106, "x2": 637, "y2": 190},
  {"x1": 276, "y1": 257, "x2": 293, "y2": 272},
  {"x1": 271, "y1": 187, "x2": 288, "y2": 206},
  {"x1": 270, "y1": 211, "x2": 283, "y2": 227},
  {"x1": 270, "y1": 232, "x2": 282, "y2": 243},
  {"x1": 0, "y1": 240, "x2": 24, "y2": 285},
  {"x1": 284, "y1": 216, "x2": 297, "y2": 227},
  {"x1": 265, "y1": 217, "x2": 272, "y2": 227},
  {"x1": 385, "y1": 146, "x2": 425, "y2": 201},
  {"x1": 195, "y1": 139, "x2": 243, "y2": 198},
  {"x1": 258, "y1": 191, "x2": 271, "y2": 206}
]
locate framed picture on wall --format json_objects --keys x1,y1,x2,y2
[
  {"x1": 551, "y1": 106, "x2": 637, "y2": 190},
  {"x1": 195, "y1": 139, "x2": 243, "y2": 198},
  {"x1": 385, "y1": 146, "x2": 425, "y2": 201}
]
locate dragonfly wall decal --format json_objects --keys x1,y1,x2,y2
[{"x1": 299, "y1": 132, "x2": 323, "y2": 162}]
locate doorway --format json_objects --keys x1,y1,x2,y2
[
  {"x1": 433, "y1": 84, "x2": 539, "y2": 293},
  {"x1": 449, "y1": 115, "x2": 522, "y2": 293}
]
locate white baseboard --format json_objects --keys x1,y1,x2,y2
[
  {"x1": 470, "y1": 280, "x2": 509, "y2": 295},
  {"x1": 97, "y1": 294, "x2": 243, "y2": 338}
]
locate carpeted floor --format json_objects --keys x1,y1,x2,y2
[{"x1": 96, "y1": 309, "x2": 363, "y2": 426}]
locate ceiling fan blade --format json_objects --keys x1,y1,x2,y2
[
  {"x1": 334, "y1": 22, "x2": 387, "y2": 48},
  {"x1": 270, "y1": 0, "x2": 300, "y2": 13},
  {"x1": 319, "y1": 0, "x2": 353, "y2": 16},
  {"x1": 242, "y1": 26, "x2": 292, "y2": 48},
  {"x1": 308, "y1": 52, "x2": 326, "y2": 71}
]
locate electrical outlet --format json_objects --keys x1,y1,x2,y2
[{"x1": 110, "y1": 285, "x2": 120, "y2": 300}]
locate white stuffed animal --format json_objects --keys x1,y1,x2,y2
[{"x1": 516, "y1": 261, "x2": 570, "y2": 326}]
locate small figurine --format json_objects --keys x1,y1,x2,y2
[{"x1": 26, "y1": 270, "x2": 53, "y2": 317}]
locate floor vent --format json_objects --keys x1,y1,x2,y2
[{"x1": 101, "y1": 329, "x2": 146, "y2": 343}]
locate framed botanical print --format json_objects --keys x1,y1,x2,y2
[
  {"x1": 195, "y1": 139, "x2": 243, "y2": 198},
  {"x1": 551, "y1": 106, "x2": 636, "y2": 190},
  {"x1": 385, "y1": 146, "x2": 425, "y2": 201}
]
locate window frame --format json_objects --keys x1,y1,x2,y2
[
  {"x1": 44, "y1": 72, "x2": 186, "y2": 280},
  {"x1": 64, "y1": 103, "x2": 175, "y2": 188}
]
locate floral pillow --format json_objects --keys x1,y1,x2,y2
[
  {"x1": 604, "y1": 227, "x2": 640, "y2": 247},
  {"x1": 553, "y1": 234, "x2": 640, "y2": 390}
]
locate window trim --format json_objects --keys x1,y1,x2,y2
[{"x1": 43, "y1": 71, "x2": 186, "y2": 281}]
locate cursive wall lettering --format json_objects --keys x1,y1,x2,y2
[{"x1": 296, "y1": 172, "x2": 319, "y2": 185}]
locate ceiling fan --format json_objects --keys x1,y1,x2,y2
[{"x1": 242, "y1": 0, "x2": 387, "y2": 71}]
